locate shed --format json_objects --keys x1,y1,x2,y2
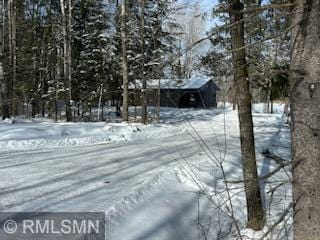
[{"x1": 130, "y1": 77, "x2": 220, "y2": 109}]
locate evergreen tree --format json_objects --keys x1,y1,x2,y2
[{"x1": 73, "y1": 0, "x2": 113, "y2": 118}]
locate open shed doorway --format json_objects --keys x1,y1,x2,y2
[{"x1": 178, "y1": 92, "x2": 201, "y2": 108}]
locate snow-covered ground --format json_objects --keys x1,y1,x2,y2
[
  {"x1": 0, "y1": 105, "x2": 292, "y2": 240},
  {"x1": 0, "y1": 107, "x2": 226, "y2": 152},
  {"x1": 0, "y1": 121, "x2": 180, "y2": 152}
]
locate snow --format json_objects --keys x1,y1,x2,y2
[
  {"x1": 252, "y1": 103, "x2": 287, "y2": 114},
  {"x1": 0, "y1": 105, "x2": 292, "y2": 239},
  {"x1": 130, "y1": 76, "x2": 217, "y2": 90},
  {"x1": 0, "y1": 121, "x2": 180, "y2": 152}
]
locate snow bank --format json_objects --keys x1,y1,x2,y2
[
  {"x1": 0, "y1": 107, "x2": 227, "y2": 152},
  {"x1": 0, "y1": 104, "x2": 284, "y2": 152},
  {"x1": 0, "y1": 121, "x2": 180, "y2": 152}
]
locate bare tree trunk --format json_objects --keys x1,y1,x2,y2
[
  {"x1": 153, "y1": 15, "x2": 161, "y2": 123},
  {"x1": 7, "y1": 0, "x2": 14, "y2": 117},
  {"x1": 156, "y1": 79, "x2": 160, "y2": 123},
  {"x1": 67, "y1": 0, "x2": 72, "y2": 116},
  {"x1": 0, "y1": 0, "x2": 10, "y2": 119},
  {"x1": 11, "y1": 0, "x2": 16, "y2": 116},
  {"x1": 60, "y1": 0, "x2": 72, "y2": 122},
  {"x1": 55, "y1": 46, "x2": 62, "y2": 122},
  {"x1": 289, "y1": 1, "x2": 320, "y2": 239},
  {"x1": 229, "y1": 0, "x2": 264, "y2": 230},
  {"x1": 265, "y1": 80, "x2": 272, "y2": 114},
  {"x1": 229, "y1": 79, "x2": 237, "y2": 110},
  {"x1": 121, "y1": 0, "x2": 129, "y2": 122},
  {"x1": 139, "y1": 0, "x2": 147, "y2": 124},
  {"x1": 97, "y1": 84, "x2": 103, "y2": 121},
  {"x1": 134, "y1": 83, "x2": 137, "y2": 120},
  {"x1": 270, "y1": 95, "x2": 273, "y2": 114},
  {"x1": 0, "y1": 62, "x2": 8, "y2": 119},
  {"x1": 7, "y1": 0, "x2": 16, "y2": 116}
]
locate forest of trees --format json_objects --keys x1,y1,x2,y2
[
  {"x1": 0, "y1": 0, "x2": 289, "y2": 123},
  {"x1": 1, "y1": 0, "x2": 320, "y2": 239},
  {"x1": 0, "y1": 0, "x2": 186, "y2": 122}
]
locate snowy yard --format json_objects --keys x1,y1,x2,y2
[{"x1": 0, "y1": 105, "x2": 292, "y2": 240}]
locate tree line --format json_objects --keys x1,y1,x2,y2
[{"x1": 0, "y1": 0, "x2": 185, "y2": 122}]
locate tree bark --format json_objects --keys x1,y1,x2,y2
[
  {"x1": 10, "y1": 0, "x2": 16, "y2": 116},
  {"x1": 156, "y1": 79, "x2": 160, "y2": 123},
  {"x1": 289, "y1": 1, "x2": 320, "y2": 239},
  {"x1": 121, "y1": 0, "x2": 129, "y2": 122},
  {"x1": 6, "y1": 0, "x2": 16, "y2": 116},
  {"x1": 60, "y1": 0, "x2": 72, "y2": 122},
  {"x1": 67, "y1": 0, "x2": 72, "y2": 113},
  {"x1": 140, "y1": 0, "x2": 147, "y2": 124},
  {"x1": 0, "y1": 61, "x2": 8, "y2": 119},
  {"x1": 7, "y1": 0, "x2": 14, "y2": 117},
  {"x1": 0, "y1": 0, "x2": 10, "y2": 119},
  {"x1": 229, "y1": 0, "x2": 264, "y2": 230}
]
